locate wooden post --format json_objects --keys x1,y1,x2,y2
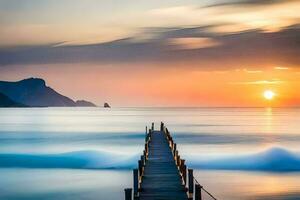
[
  {"x1": 145, "y1": 143, "x2": 148, "y2": 154},
  {"x1": 133, "y1": 169, "x2": 139, "y2": 198},
  {"x1": 168, "y1": 130, "x2": 171, "y2": 140},
  {"x1": 125, "y1": 188, "x2": 132, "y2": 200},
  {"x1": 143, "y1": 150, "x2": 147, "y2": 161},
  {"x1": 180, "y1": 159, "x2": 185, "y2": 170},
  {"x1": 180, "y1": 159, "x2": 186, "y2": 185},
  {"x1": 160, "y1": 122, "x2": 163, "y2": 131},
  {"x1": 141, "y1": 155, "x2": 145, "y2": 166},
  {"x1": 173, "y1": 143, "x2": 177, "y2": 156},
  {"x1": 183, "y1": 165, "x2": 187, "y2": 185},
  {"x1": 138, "y1": 160, "x2": 143, "y2": 176},
  {"x1": 188, "y1": 169, "x2": 194, "y2": 194},
  {"x1": 195, "y1": 184, "x2": 202, "y2": 200},
  {"x1": 177, "y1": 155, "x2": 181, "y2": 167}
]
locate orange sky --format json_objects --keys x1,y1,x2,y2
[{"x1": 1, "y1": 63, "x2": 299, "y2": 107}]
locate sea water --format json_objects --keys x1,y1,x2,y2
[{"x1": 0, "y1": 107, "x2": 299, "y2": 200}]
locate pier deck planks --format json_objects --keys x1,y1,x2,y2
[{"x1": 139, "y1": 130, "x2": 188, "y2": 200}]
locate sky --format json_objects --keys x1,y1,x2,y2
[{"x1": 0, "y1": 0, "x2": 300, "y2": 106}]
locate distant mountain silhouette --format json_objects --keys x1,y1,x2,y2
[
  {"x1": 75, "y1": 100, "x2": 97, "y2": 107},
  {"x1": 0, "y1": 78, "x2": 96, "y2": 107},
  {"x1": 0, "y1": 92, "x2": 26, "y2": 107}
]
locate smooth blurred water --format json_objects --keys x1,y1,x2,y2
[{"x1": 0, "y1": 107, "x2": 299, "y2": 200}]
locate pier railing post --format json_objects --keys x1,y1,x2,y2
[
  {"x1": 138, "y1": 160, "x2": 143, "y2": 177},
  {"x1": 141, "y1": 155, "x2": 145, "y2": 165},
  {"x1": 183, "y1": 165, "x2": 187, "y2": 185},
  {"x1": 133, "y1": 169, "x2": 139, "y2": 199},
  {"x1": 195, "y1": 184, "x2": 202, "y2": 200},
  {"x1": 177, "y1": 154, "x2": 181, "y2": 166},
  {"x1": 143, "y1": 150, "x2": 146, "y2": 158},
  {"x1": 181, "y1": 159, "x2": 187, "y2": 185},
  {"x1": 173, "y1": 143, "x2": 177, "y2": 156},
  {"x1": 125, "y1": 188, "x2": 132, "y2": 200},
  {"x1": 188, "y1": 169, "x2": 194, "y2": 199}
]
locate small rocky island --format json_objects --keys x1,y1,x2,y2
[{"x1": 104, "y1": 102, "x2": 111, "y2": 108}]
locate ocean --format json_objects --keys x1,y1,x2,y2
[{"x1": 0, "y1": 107, "x2": 299, "y2": 200}]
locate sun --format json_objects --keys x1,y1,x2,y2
[{"x1": 263, "y1": 90, "x2": 275, "y2": 100}]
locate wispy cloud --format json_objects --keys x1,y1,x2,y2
[
  {"x1": 148, "y1": 1, "x2": 300, "y2": 33},
  {"x1": 1, "y1": 26, "x2": 300, "y2": 69},
  {"x1": 230, "y1": 79, "x2": 285, "y2": 85},
  {"x1": 1, "y1": 0, "x2": 300, "y2": 47},
  {"x1": 206, "y1": 0, "x2": 295, "y2": 7},
  {"x1": 274, "y1": 66, "x2": 289, "y2": 70},
  {"x1": 166, "y1": 37, "x2": 221, "y2": 50},
  {"x1": 243, "y1": 69, "x2": 263, "y2": 73}
]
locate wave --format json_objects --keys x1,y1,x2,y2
[
  {"x1": 187, "y1": 147, "x2": 300, "y2": 172},
  {"x1": 0, "y1": 150, "x2": 139, "y2": 169},
  {"x1": 0, "y1": 147, "x2": 299, "y2": 172}
]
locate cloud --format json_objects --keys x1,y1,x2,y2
[
  {"x1": 243, "y1": 69, "x2": 263, "y2": 73},
  {"x1": 0, "y1": 25, "x2": 300, "y2": 70},
  {"x1": 1, "y1": 0, "x2": 300, "y2": 47},
  {"x1": 206, "y1": 0, "x2": 294, "y2": 7},
  {"x1": 148, "y1": 1, "x2": 300, "y2": 33},
  {"x1": 166, "y1": 37, "x2": 221, "y2": 50},
  {"x1": 274, "y1": 66, "x2": 289, "y2": 70},
  {"x1": 230, "y1": 79, "x2": 285, "y2": 85}
]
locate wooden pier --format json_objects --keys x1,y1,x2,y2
[{"x1": 124, "y1": 122, "x2": 217, "y2": 200}]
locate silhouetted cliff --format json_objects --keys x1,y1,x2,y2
[
  {"x1": 0, "y1": 78, "x2": 96, "y2": 107},
  {"x1": 0, "y1": 92, "x2": 26, "y2": 107}
]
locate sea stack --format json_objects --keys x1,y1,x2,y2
[{"x1": 104, "y1": 102, "x2": 111, "y2": 108}]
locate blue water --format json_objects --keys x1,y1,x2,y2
[
  {"x1": 0, "y1": 107, "x2": 299, "y2": 200},
  {"x1": 1, "y1": 147, "x2": 300, "y2": 172}
]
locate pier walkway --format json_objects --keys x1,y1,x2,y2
[
  {"x1": 124, "y1": 122, "x2": 217, "y2": 200},
  {"x1": 139, "y1": 130, "x2": 187, "y2": 200}
]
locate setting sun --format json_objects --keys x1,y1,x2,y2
[{"x1": 264, "y1": 90, "x2": 275, "y2": 100}]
